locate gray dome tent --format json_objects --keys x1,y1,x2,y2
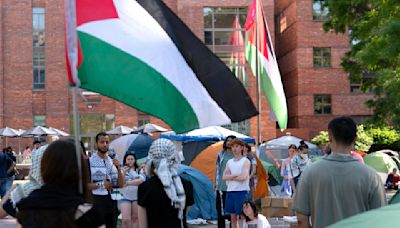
[{"x1": 259, "y1": 133, "x2": 321, "y2": 161}]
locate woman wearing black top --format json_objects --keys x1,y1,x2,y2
[
  {"x1": 138, "y1": 138, "x2": 194, "y2": 228},
  {"x1": 16, "y1": 140, "x2": 104, "y2": 228}
]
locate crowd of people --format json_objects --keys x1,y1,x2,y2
[{"x1": 0, "y1": 116, "x2": 394, "y2": 228}]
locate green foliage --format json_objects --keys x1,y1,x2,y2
[
  {"x1": 355, "y1": 125, "x2": 373, "y2": 152},
  {"x1": 311, "y1": 125, "x2": 373, "y2": 152},
  {"x1": 311, "y1": 131, "x2": 329, "y2": 145},
  {"x1": 366, "y1": 127, "x2": 400, "y2": 145},
  {"x1": 323, "y1": 0, "x2": 400, "y2": 128}
]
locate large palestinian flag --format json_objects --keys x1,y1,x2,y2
[
  {"x1": 244, "y1": 0, "x2": 288, "y2": 130},
  {"x1": 65, "y1": 0, "x2": 258, "y2": 133}
]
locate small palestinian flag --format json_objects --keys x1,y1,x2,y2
[
  {"x1": 65, "y1": 0, "x2": 258, "y2": 133},
  {"x1": 245, "y1": 0, "x2": 288, "y2": 130}
]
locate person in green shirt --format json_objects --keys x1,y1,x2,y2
[{"x1": 293, "y1": 116, "x2": 386, "y2": 228}]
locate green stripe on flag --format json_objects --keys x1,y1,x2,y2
[
  {"x1": 77, "y1": 32, "x2": 199, "y2": 133},
  {"x1": 245, "y1": 41, "x2": 288, "y2": 130}
]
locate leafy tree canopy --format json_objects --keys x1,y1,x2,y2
[
  {"x1": 311, "y1": 125, "x2": 373, "y2": 152},
  {"x1": 323, "y1": 0, "x2": 400, "y2": 128}
]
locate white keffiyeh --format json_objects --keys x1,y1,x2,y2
[
  {"x1": 145, "y1": 139, "x2": 186, "y2": 219},
  {"x1": 10, "y1": 145, "x2": 47, "y2": 206}
]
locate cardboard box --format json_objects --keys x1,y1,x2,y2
[{"x1": 261, "y1": 197, "x2": 295, "y2": 217}]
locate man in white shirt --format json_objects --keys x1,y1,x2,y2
[{"x1": 88, "y1": 132, "x2": 124, "y2": 228}]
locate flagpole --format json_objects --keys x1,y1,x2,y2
[
  {"x1": 255, "y1": 0, "x2": 262, "y2": 146},
  {"x1": 72, "y1": 86, "x2": 83, "y2": 194},
  {"x1": 65, "y1": 0, "x2": 82, "y2": 194}
]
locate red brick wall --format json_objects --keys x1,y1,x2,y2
[
  {"x1": 2, "y1": 0, "x2": 33, "y2": 131},
  {"x1": 45, "y1": 0, "x2": 70, "y2": 131},
  {"x1": 275, "y1": 0, "x2": 372, "y2": 140},
  {"x1": 0, "y1": 0, "x2": 4, "y2": 128}
]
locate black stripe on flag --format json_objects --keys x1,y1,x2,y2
[{"x1": 137, "y1": 0, "x2": 258, "y2": 122}]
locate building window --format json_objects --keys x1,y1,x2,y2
[
  {"x1": 33, "y1": 115, "x2": 46, "y2": 127},
  {"x1": 70, "y1": 113, "x2": 115, "y2": 135},
  {"x1": 312, "y1": 0, "x2": 328, "y2": 21},
  {"x1": 314, "y1": 95, "x2": 331, "y2": 115},
  {"x1": 33, "y1": 8, "x2": 45, "y2": 90},
  {"x1": 223, "y1": 119, "x2": 250, "y2": 136},
  {"x1": 137, "y1": 111, "x2": 150, "y2": 127},
  {"x1": 204, "y1": 7, "x2": 248, "y2": 86},
  {"x1": 279, "y1": 15, "x2": 287, "y2": 33},
  {"x1": 350, "y1": 72, "x2": 374, "y2": 93},
  {"x1": 313, "y1": 47, "x2": 331, "y2": 68}
]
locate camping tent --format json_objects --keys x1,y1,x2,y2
[
  {"x1": 329, "y1": 203, "x2": 400, "y2": 228},
  {"x1": 364, "y1": 151, "x2": 397, "y2": 183},
  {"x1": 109, "y1": 133, "x2": 153, "y2": 163},
  {"x1": 259, "y1": 134, "x2": 321, "y2": 161},
  {"x1": 188, "y1": 141, "x2": 269, "y2": 197},
  {"x1": 162, "y1": 126, "x2": 255, "y2": 143},
  {"x1": 178, "y1": 164, "x2": 217, "y2": 220},
  {"x1": 161, "y1": 126, "x2": 255, "y2": 165}
]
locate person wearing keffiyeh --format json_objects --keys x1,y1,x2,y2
[{"x1": 138, "y1": 138, "x2": 194, "y2": 228}]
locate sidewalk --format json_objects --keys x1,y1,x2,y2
[{"x1": 0, "y1": 216, "x2": 16, "y2": 228}]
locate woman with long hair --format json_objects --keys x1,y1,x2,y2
[
  {"x1": 16, "y1": 140, "x2": 103, "y2": 228},
  {"x1": 280, "y1": 144, "x2": 296, "y2": 197},
  {"x1": 120, "y1": 152, "x2": 145, "y2": 228},
  {"x1": 241, "y1": 200, "x2": 271, "y2": 228}
]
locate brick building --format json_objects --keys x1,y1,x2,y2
[
  {"x1": 0, "y1": 0, "x2": 371, "y2": 151},
  {"x1": 274, "y1": 0, "x2": 372, "y2": 139}
]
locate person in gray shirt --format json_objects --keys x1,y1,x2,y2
[{"x1": 293, "y1": 116, "x2": 386, "y2": 228}]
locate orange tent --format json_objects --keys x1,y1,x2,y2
[
  {"x1": 190, "y1": 141, "x2": 268, "y2": 198},
  {"x1": 190, "y1": 141, "x2": 223, "y2": 180}
]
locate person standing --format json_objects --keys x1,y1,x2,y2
[
  {"x1": 280, "y1": 144, "x2": 296, "y2": 197},
  {"x1": 31, "y1": 141, "x2": 41, "y2": 157},
  {"x1": 5, "y1": 147, "x2": 17, "y2": 193},
  {"x1": 214, "y1": 135, "x2": 236, "y2": 228},
  {"x1": 88, "y1": 132, "x2": 124, "y2": 228},
  {"x1": 290, "y1": 140, "x2": 310, "y2": 191},
  {"x1": 293, "y1": 116, "x2": 386, "y2": 228},
  {"x1": 243, "y1": 144, "x2": 257, "y2": 200},
  {"x1": 223, "y1": 139, "x2": 250, "y2": 228},
  {"x1": 0, "y1": 149, "x2": 14, "y2": 198},
  {"x1": 138, "y1": 138, "x2": 194, "y2": 228},
  {"x1": 120, "y1": 152, "x2": 145, "y2": 228}
]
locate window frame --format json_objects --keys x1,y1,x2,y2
[
  {"x1": 312, "y1": 0, "x2": 329, "y2": 21},
  {"x1": 314, "y1": 94, "x2": 332, "y2": 115},
  {"x1": 313, "y1": 47, "x2": 331, "y2": 68},
  {"x1": 33, "y1": 115, "x2": 46, "y2": 127},
  {"x1": 204, "y1": 7, "x2": 249, "y2": 87},
  {"x1": 32, "y1": 7, "x2": 45, "y2": 90}
]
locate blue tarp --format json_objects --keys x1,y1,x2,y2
[
  {"x1": 178, "y1": 164, "x2": 217, "y2": 220},
  {"x1": 162, "y1": 126, "x2": 255, "y2": 143}
]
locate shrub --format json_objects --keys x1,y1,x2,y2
[
  {"x1": 311, "y1": 125, "x2": 373, "y2": 152},
  {"x1": 311, "y1": 131, "x2": 329, "y2": 146},
  {"x1": 366, "y1": 127, "x2": 400, "y2": 145}
]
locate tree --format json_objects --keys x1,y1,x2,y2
[
  {"x1": 366, "y1": 127, "x2": 400, "y2": 145},
  {"x1": 311, "y1": 125, "x2": 373, "y2": 152},
  {"x1": 323, "y1": 0, "x2": 400, "y2": 128}
]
